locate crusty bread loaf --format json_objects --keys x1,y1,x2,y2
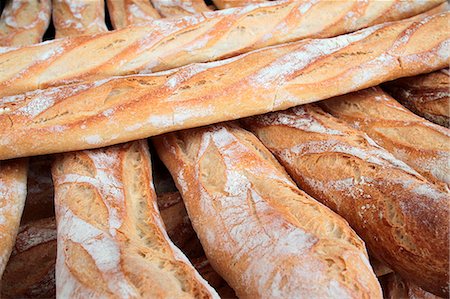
[
  {"x1": 1, "y1": 11, "x2": 448, "y2": 160},
  {"x1": 0, "y1": 0, "x2": 51, "y2": 47},
  {"x1": 0, "y1": 217, "x2": 56, "y2": 299},
  {"x1": 154, "y1": 123, "x2": 382, "y2": 298},
  {"x1": 370, "y1": 257, "x2": 393, "y2": 277},
  {"x1": 106, "y1": 0, "x2": 160, "y2": 29},
  {"x1": 0, "y1": 0, "x2": 445, "y2": 97},
  {"x1": 212, "y1": 0, "x2": 266, "y2": 9},
  {"x1": 0, "y1": 159, "x2": 28, "y2": 278},
  {"x1": 243, "y1": 104, "x2": 449, "y2": 296},
  {"x1": 52, "y1": 0, "x2": 108, "y2": 38},
  {"x1": 52, "y1": 140, "x2": 219, "y2": 298},
  {"x1": 383, "y1": 273, "x2": 443, "y2": 299},
  {"x1": 383, "y1": 69, "x2": 450, "y2": 127},
  {"x1": 151, "y1": 0, "x2": 211, "y2": 17},
  {"x1": 320, "y1": 87, "x2": 450, "y2": 186}
]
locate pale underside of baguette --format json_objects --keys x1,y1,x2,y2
[
  {"x1": 320, "y1": 87, "x2": 450, "y2": 186},
  {"x1": 0, "y1": 12, "x2": 448, "y2": 160},
  {"x1": 212, "y1": 0, "x2": 267, "y2": 10},
  {"x1": 383, "y1": 69, "x2": 450, "y2": 127},
  {"x1": 1, "y1": 217, "x2": 57, "y2": 299},
  {"x1": 154, "y1": 123, "x2": 382, "y2": 298},
  {"x1": 0, "y1": 0, "x2": 446, "y2": 97},
  {"x1": 0, "y1": 159, "x2": 28, "y2": 278},
  {"x1": 52, "y1": 0, "x2": 108, "y2": 38},
  {"x1": 151, "y1": 0, "x2": 211, "y2": 18},
  {"x1": 52, "y1": 140, "x2": 219, "y2": 298},
  {"x1": 383, "y1": 273, "x2": 443, "y2": 299},
  {"x1": 0, "y1": 0, "x2": 51, "y2": 47},
  {"x1": 106, "y1": 0, "x2": 161, "y2": 30},
  {"x1": 243, "y1": 104, "x2": 449, "y2": 296}
]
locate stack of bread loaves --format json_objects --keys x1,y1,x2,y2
[{"x1": 0, "y1": 0, "x2": 448, "y2": 298}]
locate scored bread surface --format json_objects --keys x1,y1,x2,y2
[{"x1": 106, "y1": 0, "x2": 161, "y2": 29}]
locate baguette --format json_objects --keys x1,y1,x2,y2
[
  {"x1": 383, "y1": 273, "x2": 442, "y2": 299},
  {"x1": 0, "y1": 217, "x2": 56, "y2": 299},
  {"x1": 154, "y1": 123, "x2": 382, "y2": 298},
  {"x1": 243, "y1": 104, "x2": 449, "y2": 296},
  {"x1": 106, "y1": 0, "x2": 160, "y2": 29},
  {"x1": 320, "y1": 87, "x2": 450, "y2": 186},
  {"x1": 212, "y1": 0, "x2": 266, "y2": 9},
  {"x1": 0, "y1": 0, "x2": 446, "y2": 97},
  {"x1": 52, "y1": 140, "x2": 219, "y2": 298},
  {"x1": 383, "y1": 69, "x2": 450, "y2": 127},
  {"x1": 52, "y1": 0, "x2": 108, "y2": 38},
  {"x1": 1, "y1": 11, "x2": 449, "y2": 160},
  {"x1": 0, "y1": 159, "x2": 28, "y2": 279},
  {"x1": 151, "y1": 0, "x2": 211, "y2": 17},
  {"x1": 0, "y1": 0, "x2": 51, "y2": 47}
]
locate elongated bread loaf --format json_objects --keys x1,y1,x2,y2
[
  {"x1": 0, "y1": 159, "x2": 28, "y2": 278},
  {"x1": 383, "y1": 273, "x2": 443, "y2": 299},
  {"x1": 154, "y1": 123, "x2": 382, "y2": 298},
  {"x1": 243, "y1": 105, "x2": 449, "y2": 296},
  {"x1": 383, "y1": 69, "x2": 450, "y2": 127},
  {"x1": 52, "y1": 0, "x2": 108, "y2": 38},
  {"x1": 151, "y1": 0, "x2": 211, "y2": 17},
  {"x1": 106, "y1": 0, "x2": 160, "y2": 29},
  {"x1": 212, "y1": 0, "x2": 266, "y2": 9},
  {"x1": 52, "y1": 140, "x2": 219, "y2": 298},
  {"x1": 0, "y1": 0, "x2": 51, "y2": 47},
  {"x1": 320, "y1": 87, "x2": 450, "y2": 186},
  {"x1": 1, "y1": 11, "x2": 448, "y2": 160},
  {"x1": 0, "y1": 217, "x2": 56, "y2": 299},
  {"x1": 0, "y1": 0, "x2": 445, "y2": 97}
]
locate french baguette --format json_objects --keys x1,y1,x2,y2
[
  {"x1": 0, "y1": 0, "x2": 51, "y2": 47},
  {"x1": 0, "y1": 217, "x2": 56, "y2": 299},
  {"x1": 212, "y1": 0, "x2": 266, "y2": 9},
  {"x1": 106, "y1": 0, "x2": 160, "y2": 29},
  {"x1": 383, "y1": 273, "x2": 443, "y2": 299},
  {"x1": 151, "y1": 0, "x2": 211, "y2": 17},
  {"x1": 243, "y1": 105, "x2": 449, "y2": 296},
  {"x1": 52, "y1": 140, "x2": 219, "y2": 298},
  {"x1": 154, "y1": 123, "x2": 382, "y2": 298},
  {"x1": 383, "y1": 69, "x2": 450, "y2": 127},
  {"x1": 52, "y1": 0, "x2": 108, "y2": 38},
  {"x1": 0, "y1": 0, "x2": 445, "y2": 97},
  {"x1": 1, "y1": 11, "x2": 448, "y2": 160},
  {"x1": 320, "y1": 87, "x2": 450, "y2": 186}
]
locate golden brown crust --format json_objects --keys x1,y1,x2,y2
[
  {"x1": 0, "y1": 158, "x2": 28, "y2": 278},
  {"x1": 52, "y1": 0, "x2": 108, "y2": 38},
  {"x1": 243, "y1": 105, "x2": 449, "y2": 296},
  {"x1": 0, "y1": 0, "x2": 51, "y2": 47},
  {"x1": 1, "y1": 217, "x2": 57, "y2": 299},
  {"x1": 0, "y1": 0, "x2": 445, "y2": 97},
  {"x1": 212, "y1": 0, "x2": 266, "y2": 9},
  {"x1": 52, "y1": 140, "x2": 219, "y2": 298},
  {"x1": 151, "y1": 0, "x2": 211, "y2": 17},
  {"x1": 154, "y1": 123, "x2": 382, "y2": 298},
  {"x1": 320, "y1": 87, "x2": 450, "y2": 186},
  {"x1": 1, "y1": 11, "x2": 448, "y2": 160},
  {"x1": 106, "y1": 0, "x2": 160, "y2": 29},
  {"x1": 383, "y1": 69, "x2": 450, "y2": 127},
  {"x1": 383, "y1": 273, "x2": 443, "y2": 299}
]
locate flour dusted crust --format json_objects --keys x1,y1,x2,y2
[
  {"x1": 0, "y1": 159, "x2": 28, "y2": 278},
  {"x1": 0, "y1": 0, "x2": 445, "y2": 97},
  {"x1": 383, "y1": 69, "x2": 450, "y2": 127},
  {"x1": 244, "y1": 105, "x2": 449, "y2": 296},
  {"x1": 52, "y1": 140, "x2": 219, "y2": 298},
  {"x1": 52, "y1": 0, "x2": 108, "y2": 38},
  {"x1": 321, "y1": 87, "x2": 450, "y2": 186},
  {"x1": 212, "y1": 0, "x2": 266, "y2": 9},
  {"x1": 0, "y1": 11, "x2": 448, "y2": 160},
  {"x1": 154, "y1": 123, "x2": 382, "y2": 298},
  {"x1": 0, "y1": 0, "x2": 51, "y2": 47},
  {"x1": 106, "y1": 0, "x2": 161, "y2": 29},
  {"x1": 151, "y1": 0, "x2": 211, "y2": 17}
]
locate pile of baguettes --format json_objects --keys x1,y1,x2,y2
[{"x1": 0, "y1": 0, "x2": 448, "y2": 298}]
